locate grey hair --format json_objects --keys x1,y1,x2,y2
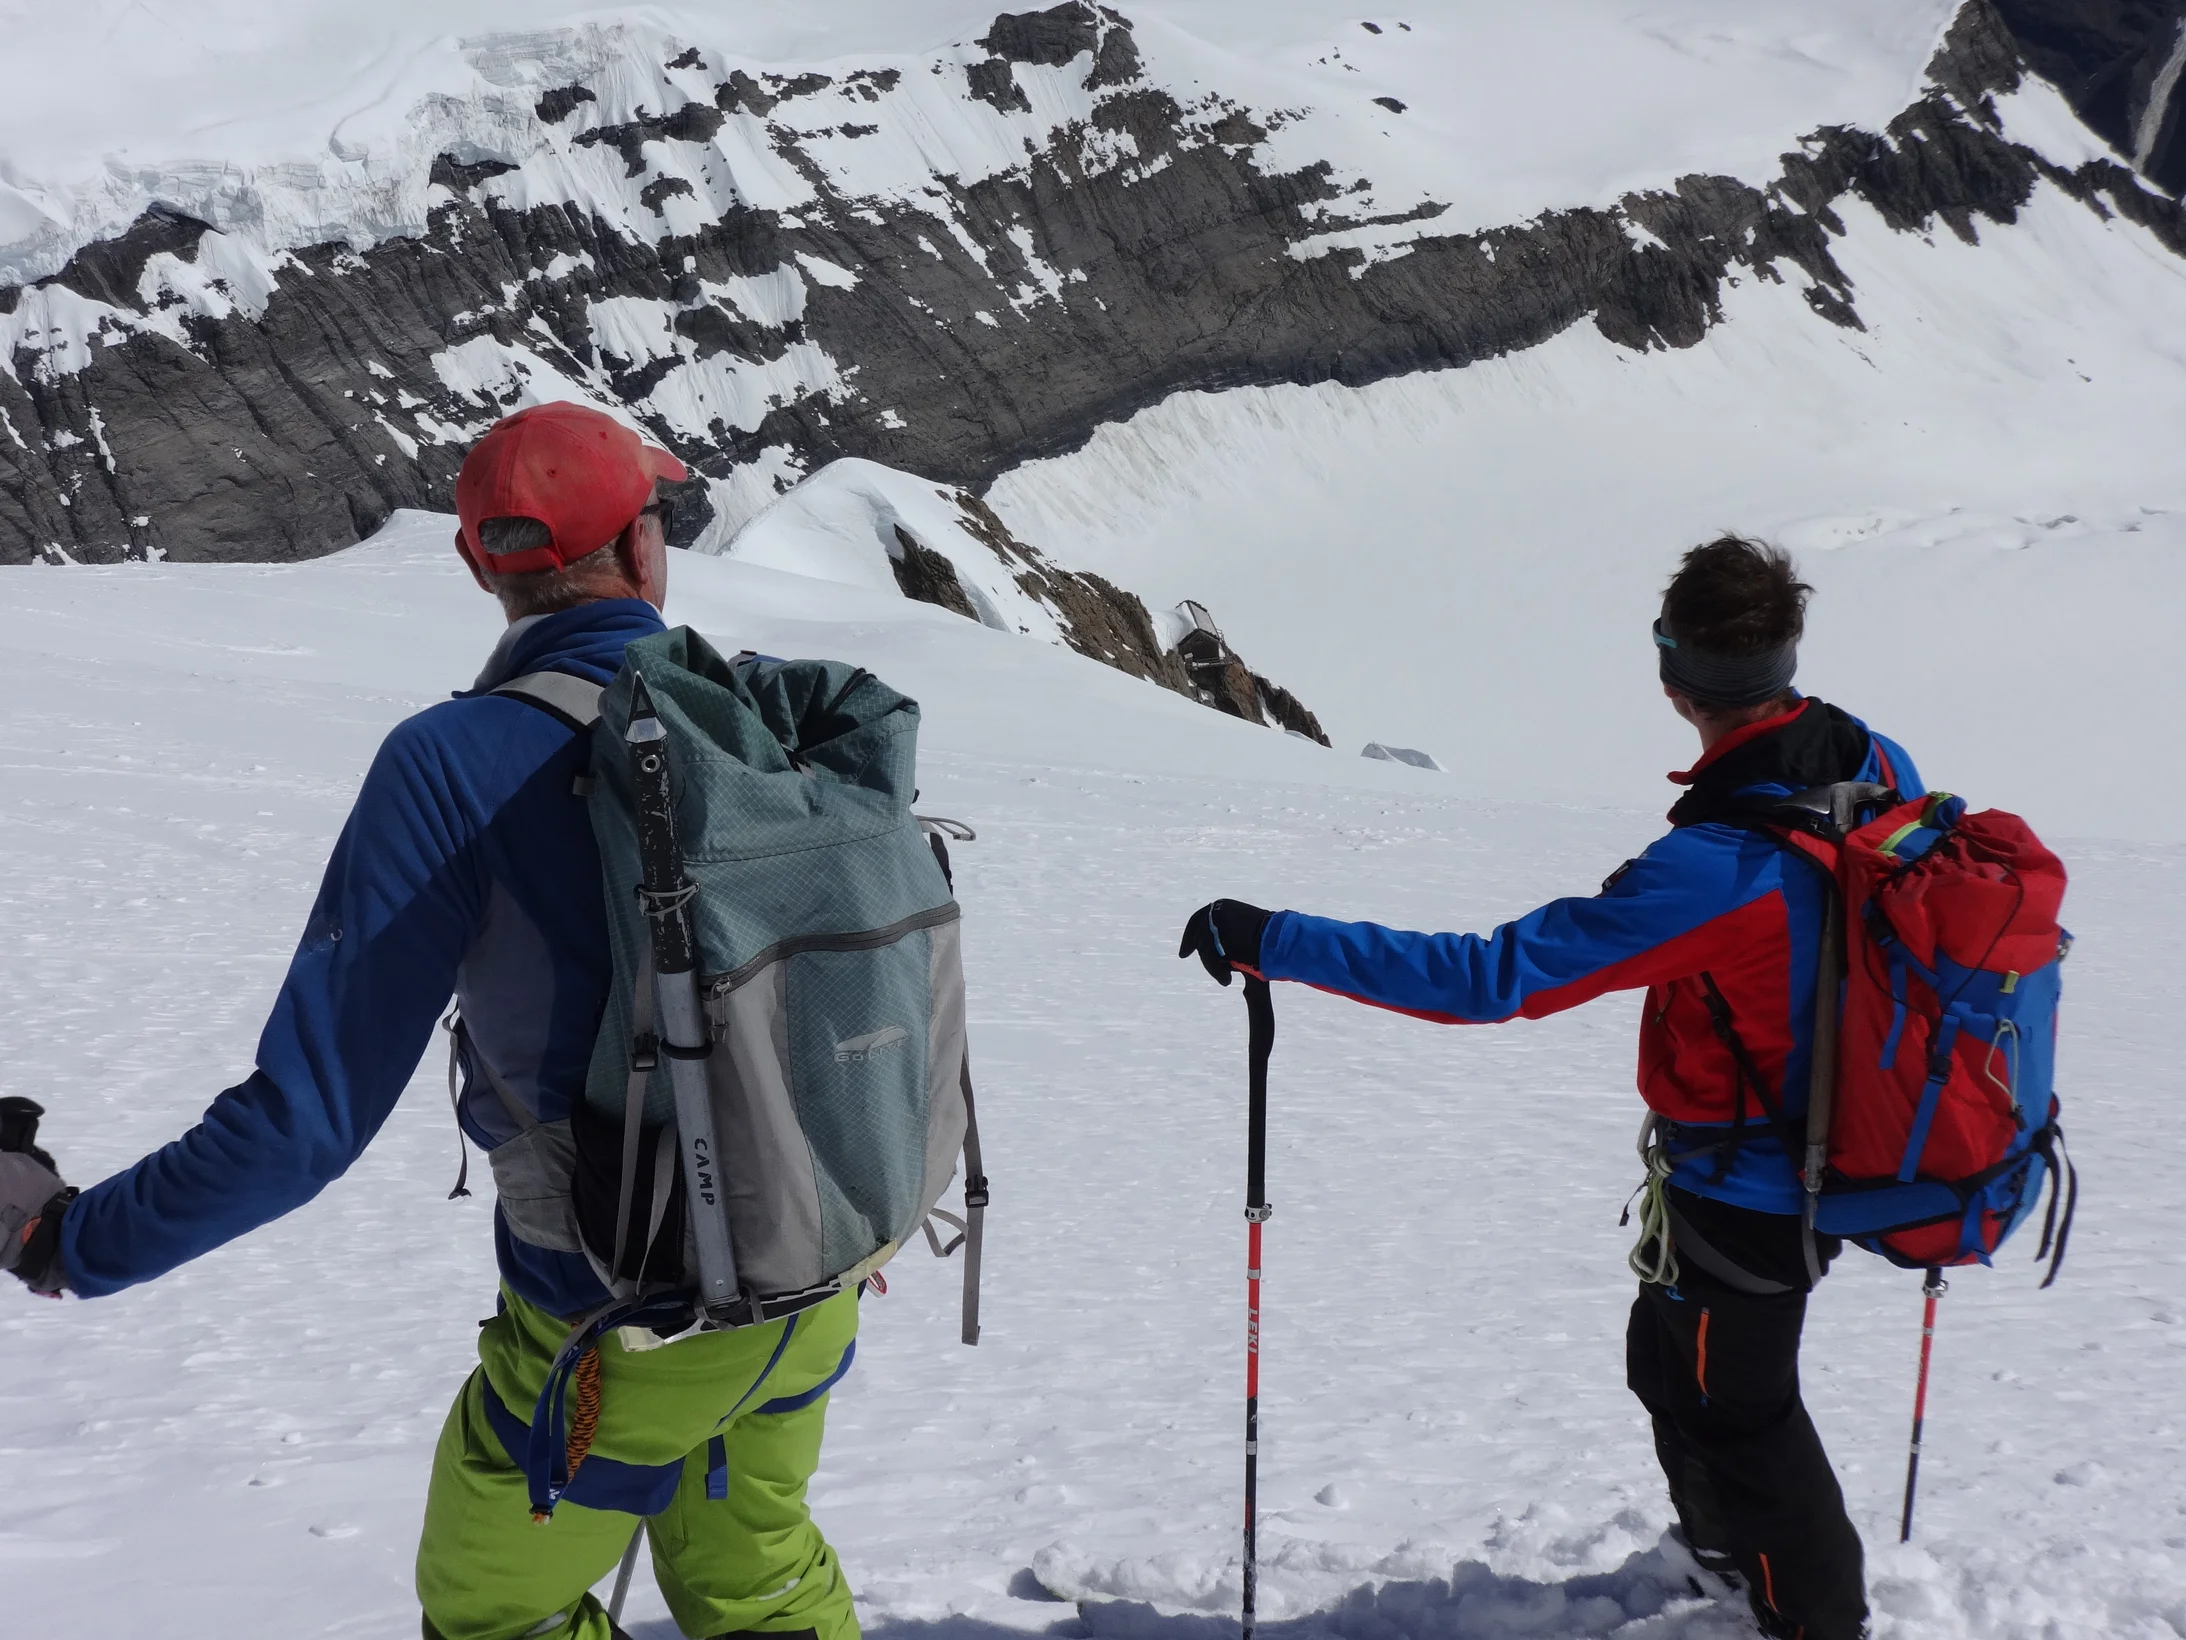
[
  {"x1": 476, "y1": 515, "x2": 556, "y2": 558},
  {"x1": 475, "y1": 515, "x2": 631, "y2": 619}
]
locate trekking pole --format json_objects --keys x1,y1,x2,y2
[
  {"x1": 1241, "y1": 977, "x2": 1274, "y2": 1640},
  {"x1": 627, "y1": 673, "x2": 744, "y2": 1325},
  {"x1": 1899, "y1": 1268, "x2": 1948, "y2": 1542},
  {"x1": 607, "y1": 1523, "x2": 645, "y2": 1626}
]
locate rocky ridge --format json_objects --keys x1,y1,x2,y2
[
  {"x1": 897, "y1": 487, "x2": 1331, "y2": 743},
  {"x1": 2, "y1": 2, "x2": 2181, "y2": 575}
]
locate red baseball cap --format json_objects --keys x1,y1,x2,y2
[{"x1": 454, "y1": 401, "x2": 690, "y2": 576}]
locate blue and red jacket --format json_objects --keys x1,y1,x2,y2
[{"x1": 1258, "y1": 698, "x2": 1918, "y2": 1213}]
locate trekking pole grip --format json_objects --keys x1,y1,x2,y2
[{"x1": 1245, "y1": 978, "x2": 1273, "y2": 1216}]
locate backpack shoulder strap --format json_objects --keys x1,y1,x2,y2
[{"x1": 493, "y1": 671, "x2": 606, "y2": 735}]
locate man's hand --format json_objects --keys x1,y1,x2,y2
[
  {"x1": 1179, "y1": 900, "x2": 1272, "y2": 986},
  {"x1": 0, "y1": 1150, "x2": 72, "y2": 1295}
]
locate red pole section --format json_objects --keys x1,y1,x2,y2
[
  {"x1": 1247, "y1": 1218, "x2": 1264, "y2": 1402},
  {"x1": 1899, "y1": 1268, "x2": 1947, "y2": 1543}
]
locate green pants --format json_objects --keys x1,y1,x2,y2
[{"x1": 417, "y1": 1287, "x2": 861, "y2": 1640}]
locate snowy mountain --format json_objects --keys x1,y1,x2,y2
[
  {"x1": 3, "y1": 0, "x2": 2183, "y2": 569},
  {"x1": 5, "y1": 6, "x2": 2186, "y2": 1638}
]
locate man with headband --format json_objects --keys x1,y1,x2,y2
[{"x1": 1179, "y1": 536, "x2": 1913, "y2": 1640}]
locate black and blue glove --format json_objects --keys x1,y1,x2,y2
[
  {"x1": 0, "y1": 1099, "x2": 72, "y2": 1296},
  {"x1": 1178, "y1": 900, "x2": 1272, "y2": 986}
]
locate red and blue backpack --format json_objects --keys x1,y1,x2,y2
[{"x1": 1767, "y1": 785, "x2": 2076, "y2": 1280}]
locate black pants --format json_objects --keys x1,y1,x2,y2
[{"x1": 1626, "y1": 1194, "x2": 1867, "y2": 1640}]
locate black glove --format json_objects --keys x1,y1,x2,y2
[
  {"x1": 0, "y1": 1155, "x2": 72, "y2": 1295},
  {"x1": 1179, "y1": 900, "x2": 1272, "y2": 986},
  {"x1": 0, "y1": 1097, "x2": 53, "y2": 1170},
  {"x1": 1, "y1": 1099, "x2": 71, "y2": 1295}
]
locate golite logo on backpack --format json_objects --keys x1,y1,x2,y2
[{"x1": 834, "y1": 1027, "x2": 911, "y2": 1064}]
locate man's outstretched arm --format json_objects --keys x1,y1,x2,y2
[
  {"x1": 1241, "y1": 826, "x2": 1786, "y2": 1024},
  {"x1": 58, "y1": 718, "x2": 485, "y2": 1298}
]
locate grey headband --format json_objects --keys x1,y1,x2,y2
[{"x1": 1654, "y1": 618, "x2": 1797, "y2": 707}]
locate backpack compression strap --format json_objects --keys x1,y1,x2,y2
[{"x1": 921, "y1": 1056, "x2": 990, "y2": 1347}]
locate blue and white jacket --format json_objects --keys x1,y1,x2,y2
[{"x1": 62, "y1": 599, "x2": 664, "y2": 1314}]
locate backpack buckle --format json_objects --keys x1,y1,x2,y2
[
  {"x1": 631, "y1": 1033, "x2": 660, "y2": 1073},
  {"x1": 964, "y1": 1175, "x2": 991, "y2": 1210}
]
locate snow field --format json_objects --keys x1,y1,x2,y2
[
  {"x1": 987, "y1": 129, "x2": 2186, "y2": 845},
  {"x1": 1, "y1": 525, "x2": 2180, "y2": 1638}
]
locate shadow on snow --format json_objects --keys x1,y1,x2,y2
[{"x1": 816, "y1": 1545, "x2": 1751, "y2": 1640}]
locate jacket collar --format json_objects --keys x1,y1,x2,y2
[
  {"x1": 461, "y1": 598, "x2": 666, "y2": 697},
  {"x1": 1668, "y1": 697, "x2": 1812, "y2": 786},
  {"x1": 1666, "y1": 694, "x2": 1878, "y2": 828}
]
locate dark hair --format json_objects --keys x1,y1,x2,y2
[{"x1": 1661, "y1": 535, "x2": 1811, "y2": 656}]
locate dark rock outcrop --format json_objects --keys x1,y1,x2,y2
[
  {"x1": 890, "y1": 525, "x2": 981, "y2": 619},
  {"x1": 4, "y1": 0, "x2": 2182, "y2": 575},
  {"x1": 886, "y1": 486, "x2": 1327, "y2": 738},
  {"x1": 1174, "y1": 607, "x2": 1330, "y2": 743},
  {"x1": 1991, "y1": 0, "x2": 2186, "y2": 190},
  {"x1": 981, "y1": 6, "x2": 1102, "y2": 65}
]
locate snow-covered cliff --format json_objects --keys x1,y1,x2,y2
[{"x1": 5, "y1": 1, "x2": 2179, "y2": 570}]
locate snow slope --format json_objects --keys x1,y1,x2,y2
[
  {"x1": 722, "y1": 458, "x2": 1067, "y2": 644},
  {"x1": 988, "y1": 78, "x2": 2186, "y2": 845},
  {"x1": 0, "y1": 2, "x2": 1961, "y2": 285},
  {"x1": 0, "y1": 517, "x2": 2180, "y2": 1639}
]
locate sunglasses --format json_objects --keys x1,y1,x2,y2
[{"x1": 640, "y1": 498, "x2": 677, "y2": 539}]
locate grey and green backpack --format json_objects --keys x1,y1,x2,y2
[{"x1": 494, "y1": 626, "x2": 986, "y2": 1344}]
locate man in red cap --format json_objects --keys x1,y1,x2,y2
[{"x1": 3, "y1": 402, "x2": 868, "y2": 1640}]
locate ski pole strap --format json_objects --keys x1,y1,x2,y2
[{"x1": 1245, "y1": 978, "x2": 1273, "y2": 1214}]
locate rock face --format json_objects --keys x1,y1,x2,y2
[
  {"x1": 4, "y1": 1, "x2": 2185, "y2": 574},
  {"x1": 1992, "y1": 0, "x2": 2186, "y2": 190},
  {"x1": 1169, "y1": 603, "x2": 1328, "y2": 744}
]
